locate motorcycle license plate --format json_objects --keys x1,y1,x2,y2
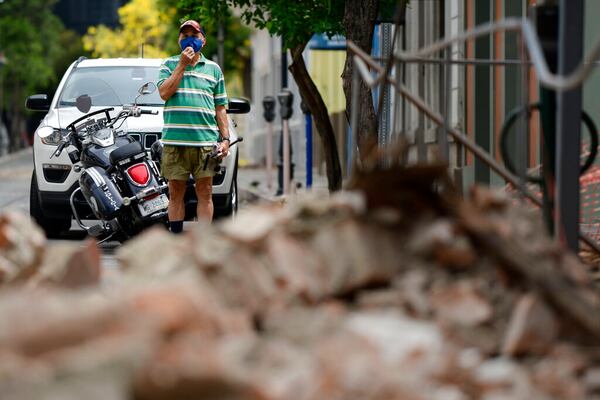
[{"x1": 138, "y1": 194, "x2": 169, "y2": 217}]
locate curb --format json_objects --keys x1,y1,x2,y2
[
  {"x1": 0, "y1": 147, "x2": 32, "y2": 166},
  {"x1": 238, "y1": 187, "x2": 278, "y2": 204}
]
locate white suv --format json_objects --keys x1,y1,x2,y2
[{"x1": 26, "y1": 57, "x2": 248, "y2": 237}]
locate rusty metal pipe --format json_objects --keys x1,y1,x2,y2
[{"x1": 348, "y1": 40, "x2": 600, "y2": 253}]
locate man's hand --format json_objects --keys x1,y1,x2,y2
[
  {"x1": 159, "y1": 49, "x2": 193, "y2": 101},
  {"x1": 218, "y1": 141, "x2": 230, "y2": 161},
  {"x1": 179, "y1": 47, "x2": 195, "y2": 67}
]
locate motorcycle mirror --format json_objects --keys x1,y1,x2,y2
[
  {"x1": 138, "y1": 82, "x2": 156, "y2": 96},
  {"x1": 75, "y1": 94, "x2": 92, "y2": 113},
  {"x1": 37, "y1": 126, "x2": 55, "y2": 138}
]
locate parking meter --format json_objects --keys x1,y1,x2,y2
[
  {"x1": 300, "y1": 99, "x2": 310, "y2": 115},
  {"x1": 262, "y1": 96, "x2": 276, "y2": 189},
  {"x1": 262, "y1": 96, "x2": 276, "y2": 122},
  {"x1": 278, "y1": 89, "x2": 294, "y2": 120},
  {"x1": 278, "y1": 89, "x2": 294, "y2": 195}
]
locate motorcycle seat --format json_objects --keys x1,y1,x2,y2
[{"x1": 109, "y1": 140, "x2": 145, "y2": 165}]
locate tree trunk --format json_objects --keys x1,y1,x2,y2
[
  {"x1": 341, "y1": 0, "x2": 379, "y2": 162},
  {"x1": 289, "y1": 41, "x2": 342, "y2": 192}
]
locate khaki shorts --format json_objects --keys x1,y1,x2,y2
[{"x1": 161, "y1": 145, "x2": 219, "y2": 181}]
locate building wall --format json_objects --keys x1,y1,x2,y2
[
  {"x1": 246, "y1": 0, "x2": 600, "y2": 190},
  {"x1": 54, "y1": 0, "x2": 128, "y2": 34},
  {"x1": 309, "y1": 50, "x2": 349, "y2": 176},
  {"x1": 247, "y1": 32, "x2": 353, "y2": 182},
  {"x1": 393, "y1": 0, "x2": 540, "y2": 188},
  {"x1": 392, "y1": 0, "x2": 464, "y2": 167},
  {"x1": 583, "y1": 0, "x2": 600, "y2": 132},
  {"x1": 309, "y1": 51, "x2": 346, "y2": 114},
  {"x1": 247, "y1": 31, "x2": 305, "y2": 182}
]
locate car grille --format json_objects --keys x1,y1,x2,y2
[{"x1": 128, "y1": 132, "x2": 160, "y2": 149}]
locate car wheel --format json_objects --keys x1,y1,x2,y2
[
  {"x1": 29, "y1": 171, "x2": 71, "y2": 238},
  {"x1": 229, "y1": 177, "x2": 238, "y2": 217},
  {"x1": 221, "y1": 161, "x2": 238, "y2": 218}
]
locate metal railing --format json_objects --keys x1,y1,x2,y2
[{"x1": 347, "y1": 15, "x2": 600, "y2": 254}]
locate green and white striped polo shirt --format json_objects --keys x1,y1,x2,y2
[{"x1": 157, "y1": 54, "x2": 228, "y2": 146}]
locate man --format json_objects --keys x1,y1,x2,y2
[{"x1": 157, "y1": 20, "x2": 230, "y2": 233}]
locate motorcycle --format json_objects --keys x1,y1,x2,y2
[{"x1": 37, "y1": 82, "x2": 168, "y2": 242}]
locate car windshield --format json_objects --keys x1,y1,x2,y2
[{"x1": 57, "y1": 66, "x2": 165, "y2": 108}]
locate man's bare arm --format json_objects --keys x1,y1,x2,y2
[
  {"x1": 215, "y1": 105, "x2": 230, "y2": 156},
  {"x1": 158, "y1": 48, "x2": 194, "y2": 101}
]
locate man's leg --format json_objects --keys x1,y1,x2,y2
[
  {"x1": 195, "y1": 177, "x2": 213, "y2": 222},
  {"x1": 168, "y1": 179, "x2": 187, "y2": 233}
]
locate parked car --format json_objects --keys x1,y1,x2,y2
[{"x1": 26, "y1": 57, "x2": 249, "y2": 237}]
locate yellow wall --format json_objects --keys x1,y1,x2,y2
[{"x1": 309, "y1": 50, "x2": 346, "y2": 114}]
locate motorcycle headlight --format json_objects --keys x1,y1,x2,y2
[{"x1": 39, "y1": 128, "x2": 65, "y2": 146}]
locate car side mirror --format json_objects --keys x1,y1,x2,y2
[
  {"x1": 227, "y1": 97, "x2": 251, "y2": 114},
  {"x1": 25, "y1": 94, "x2": 50, "y2": 112},
  {"x1": 139, "y1": 82, "x2": 156, "y2": 96},
  {"x1": 75, "y1": 94, "x2": 92, "y2": 113}
]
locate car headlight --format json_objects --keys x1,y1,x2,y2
[{"x1": 39, "y1": 128, "x2": 65, "y2": 146}]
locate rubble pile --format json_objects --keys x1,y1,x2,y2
[
  {"x1": 0, "y1": 164, "x2": 599, "y2": 400},
  {"x1": 0, "y1": 211, "x2": 46, "y2": 284}
]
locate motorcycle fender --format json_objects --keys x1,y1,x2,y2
[{"x1": 79, "y1": 166, "x2": 124, "y2": 220}]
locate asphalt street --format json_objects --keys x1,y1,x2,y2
[
  {"x1": 0, "y1": 148, "x2": 258, "y2": 272},
  {"x1": 0, "y1": 148, "x2": 32, "y2": 215},
  {"x1": 0, "y1": 148, "x2": 122, "y2": 269}
]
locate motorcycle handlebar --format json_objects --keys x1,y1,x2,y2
[{"x1": 140, "y1": 109, "x2": 158, "y2": 115}]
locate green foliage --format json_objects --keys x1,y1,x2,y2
[
  {"x1": 158, "y1": 0, "x2": 251, "y2": 96},
  {"x1": 0, "y1": 0, "x2": 68, "y2": 110},
  {"x1": 176, "y1": 0, "x2": 402, "y2": 50},
  {"x1": 0, "y1": 0, "x2": 63, "y2": 97},
  {"x1": 83, "y1": 0, "x2": 176, "y2": 59},
  {"x1": 177, "y1": 0, "x2": 345, "y2": 49},
  {"x1": 161, "y1": 0, "x2": 252, "y2": 81}
]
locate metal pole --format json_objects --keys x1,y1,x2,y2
[
  {"x1": 348, "y1": 39, "x2": 600, "y2": 254},
  {"x1": 305, "y1": 113, "x2": 313, "y2": 189},
  {"x1": 556, "y1": 0, "x2": 584, "y2": 252},
  {"x1": 378, "y1": 23, "x2": 393, "y2": 159},
  {"x1": 516, "y1": 32, "x2": 531, "y2": 191},
  {"x1": 517, "y1": 35, "x2": 529, "y2": 193},
  {"x1": 277, "y1": 38, "x2": 289, "y2": 196},
  {"x1": 266, "y1": 122, "x2": 273, "y2": 190},
  {"x1": 401, "y1": 24, "x2": 407, "y2": 141},
  {"x1": 437, "y1": 47, "x2": 450, "y2": 163},
  {"x1": 350, "y1": 60, "x2": 360, "y2": 176},
  {"x1": 283, "y1": 119, "x2": 290, "y2": 195},
  {"x1": 416, "y1": 2, "x2": 427, "y2": 162},
  {"x1": 281, "y1": 39, "x2": 288, "y2": 88},
  {"x1": 218, "y1": 23, "x2": 225, "y2": 68}
]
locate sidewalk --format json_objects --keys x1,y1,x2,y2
[
  {"x1": 0, "y1": 147, "x2": 32, "y2": 166},
  {"x1": 237, "y1": 166, "x2": 329, "y2": 202}
]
